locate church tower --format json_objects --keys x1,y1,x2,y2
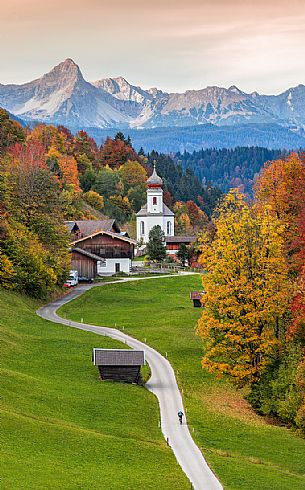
[{"x1": 136, "y1": 163, "x2": 175, "y2": 244}]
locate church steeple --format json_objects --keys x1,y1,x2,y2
[
  {"x1": 146, "y1": 162, "x2": 163, "y2": 214},
  {"x1": 147, "y1": 161, "x2": 163, "y2": 188}
]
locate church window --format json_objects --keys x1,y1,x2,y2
[
  {"x1": 153, "y1": 196, "x2": 157, "y2": 205},
  {"x1": 167, "y1": 221, "x2": 172, "y2": 235},
  {"x1": 140, "y1": 221, "x2": 145, "y2": 235}
]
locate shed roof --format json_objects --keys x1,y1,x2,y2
[
  {"x1": 72, "y1": 247, "x2": 103, "y2": 261},
  {"x1": 166, "y1": 236, "x2": 197, "y2": 243},
  {"x1": 136, "y1": 203, "x2": 174, "y2": 217},
  {"x1": 93, "y1": 349, "x2": 145, "y2": 366},
  {"x1": 190, "y1": 291, "x2": 205, "y2": 300}
]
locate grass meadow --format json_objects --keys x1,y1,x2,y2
[
  {"x1": 60, "y1": 275, "x2": 305, "y2": 490},
  {"x1": 0, "y1": 288, "x2": 189, "y2": 489}
]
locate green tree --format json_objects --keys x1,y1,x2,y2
[
  {"x1": 94, "y1": 167, "x2": 120, "y2": 199},
  {"x1": 147, "y1": 225, "x2": 167, "y2": 262},
  {"x1": 177, "y1": 243, "x2": 189, "y2": 266}
]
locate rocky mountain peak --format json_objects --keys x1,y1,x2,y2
[{"x1": 39, "y1": 58, "x2": 85, "y2": 88}]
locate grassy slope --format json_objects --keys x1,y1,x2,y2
[
  {"x1": 0, "y1": 289, "x2": 188, "y2": 489},
  {"x1": 60, "y1": 275, "x2": 305, "y2": 490}
]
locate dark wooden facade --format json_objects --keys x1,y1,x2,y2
[
  {"x1": 73, "y1": 233, "x2": 134, "y2": 260},
  {"x1": 93, "y1": 349, "x2": 145, "y2": 384},
  {"x1": 71, "y1": 249, "x2": 99, "y2": 278}
]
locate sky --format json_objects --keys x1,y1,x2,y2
[{"x1": 0, "y1": 0, "x2": 305, "y2": 94}]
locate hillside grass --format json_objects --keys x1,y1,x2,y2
[
  {"x1": 0, "y1": 288, "x2": 189, "y2": 489},
  {"x1": 60, "y1": 275, "x2": 305, "y2": 490}
]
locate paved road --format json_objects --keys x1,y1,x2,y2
[{"x1": 37, "y1": 276, "x2": 223, "y2": 490}]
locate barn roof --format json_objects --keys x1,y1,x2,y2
[
  {"x1": 166, "y1": 236, "x2": 197, "y2": 243},
  {"x1": 72, "y1": 247, "x2": 103, "y2": 261},
  {"x1": 71, "y1": 230, "x2": 136, "y2": 246},
  {"x1": 136, "y1": 203, "x2": 174, "y2": 217},
  {"x1": 64, "y1": 221, "x2": 80, "y2": 233},
  {"x1": 93, "y1": 349, "x2": 145, "y2": 366}
]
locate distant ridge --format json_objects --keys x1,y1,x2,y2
[{"x1": 1, "y1": 58, "x2": 305, "y2": 133}]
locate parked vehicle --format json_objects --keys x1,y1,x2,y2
[{"x1": 64, "y1": 270, "x2": 79, "y2": 288}]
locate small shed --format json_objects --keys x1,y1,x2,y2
[
  {"x1": 92, "y1": 349, "x2": 145, "y2": 383},
  {"x1": 190, "y1": 291, "x2": 205, "y2": 307},
  {"x1": 71, "y1": 247, "x2": 102, "y2": 279}
]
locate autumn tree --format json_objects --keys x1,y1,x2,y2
[
  {"x1": 83, "y1": 190, "x2": 104, "y2": 211},
  {"x1": 100, "y1": 137, "x2": 139, "y2": 169},
  {"x1": 0, "y1": 109, "x2": 25, "y2": 154},
  {"x1": 197, "y1": 190, "x2": 290, "y2": 386},
  {"x1": 254, "y1": 153, "x2": 305, "y2": 271}
]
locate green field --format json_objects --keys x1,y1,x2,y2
[
  {"x1": 60, "y1": 275, "x2": 305, "y2": 490},
  {"x1": 0, "y1": 289, "x2": 188, "y2": 489}
]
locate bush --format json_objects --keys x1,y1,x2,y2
[{"x1": 248, "y1": 343, "x2": 304, "y2": 431}]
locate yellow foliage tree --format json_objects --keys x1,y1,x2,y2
[
  {"x1": 0, "y1": 250, "x2": 15, "y2": 289},
  {"x1": 197, "y1": 190, "x2": 291, "y2": 386}
]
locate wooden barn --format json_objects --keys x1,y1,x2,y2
[
  {"x1": 71, "y1": 248, "x2": 102, "y2": 279},
  {"x1": 166, "y1": 235, "x2": 197, "y2": 257},
  {"x1": 190, "y1": 291, "x2": 205, "y2": 307},
  {"x1": 92, "y1": 349, "x2": 145, "y2": 383}
]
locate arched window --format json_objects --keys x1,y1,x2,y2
[
  {"x1": 167, "y1": 221, "x2": 172, "y2": 235},
  {"x1": 140, "y1": 221, "x2": 145, "y2": 235},
  {"x1": 153, "y1": 196, "x2": 157, "y2": 205}
]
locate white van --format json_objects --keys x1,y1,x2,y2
[{"x1": 64, "y1": 270, "x2": 79, "y2": 287}]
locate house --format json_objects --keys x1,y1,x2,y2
[
  {"x1": 136, "y1": 163, "x2": 175, "y2": 244},
  {"x1": 92, "y1": 348, "x2": 145, "y2": 383},
  {"x1": 71, "y1": 230, "x2": 136, "y2": 277}
]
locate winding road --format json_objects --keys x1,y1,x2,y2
[{"x1": 37, "y1": 275, "x2": 223, "y2": 490}]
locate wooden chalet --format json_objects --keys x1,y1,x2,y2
[
  {"x1": 71, "y1": 230, "x2": 136, "y2": 278},
  {"x1": 92, "y1": 349, "x2": 145, "y2": 383}
]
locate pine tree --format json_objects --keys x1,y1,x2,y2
[{"x1": 146, "y1": 225, "x2": 167, "y2": 262}]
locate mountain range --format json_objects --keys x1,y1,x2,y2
[{"x1": 1, "y1": 58, "x2": 305, "y2": 134}]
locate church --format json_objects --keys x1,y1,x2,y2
[{"x1": 136, "y1": 163, "x2": 175, "y2": 244}]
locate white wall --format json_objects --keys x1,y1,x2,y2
[
  {"x1": 147, "y1": 188, "x2": 163, "y2": 214},
  {"x1": 97, "y1": 258, "x2": 131, "y2": 275},
  {"x1": 136, "y1": 215, "x2": 174, "y2": 243}
]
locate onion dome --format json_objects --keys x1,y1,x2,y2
[{"x1": 147, "y1": 161, "x2": 163, "y2": 187}]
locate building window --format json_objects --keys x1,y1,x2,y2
[
  {"x1": 167, "y1": 221, "x2": 172, "y2": 235},
  {"x1": 115, "y1": 263, "x2": 121, "y2": 273},
  {"x1": 140, "y1": 221, "x2": 145, "y2": 235},
  {"x1": 153, "y1": 196, "x2": 157, "y2": 205}
]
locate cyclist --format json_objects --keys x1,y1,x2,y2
[{"x1": 178, "y1": 410, "x2": 184, "y2": 425}]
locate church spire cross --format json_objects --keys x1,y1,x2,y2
[{"x1": 147, "y1": 160, "x2": 163, "y2": 187}]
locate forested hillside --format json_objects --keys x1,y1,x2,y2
[
  {"x1": 175, "y1": 147, "x2": 285, "y2": 193},
  {"x1": 0, "y1": 109, "x2": 220, "y2": 296}
]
